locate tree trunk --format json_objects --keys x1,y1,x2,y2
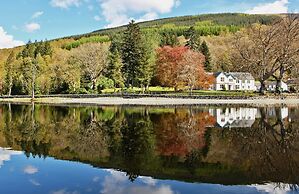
[
  {"x1": 146, "y1": 84, "x2": 150, "y2": 93},
  {"x1": 92, "y1": 79, "x2": 97, "y2": 92},
  {"x1": 31, "y1": 63, "x2": 36, "y2": 100},
  {"x1": 259, "y1": 80, "x2": 266, "y2": 94},
  {"x1": 8, "y1": 85, "x2": 12, "y2": 96},
  {"x1": 275, "y1": 79, "x2": 282, "y2": 94}
]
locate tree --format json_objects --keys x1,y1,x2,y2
[
  {"x1": 272, "y1": 16, "x2": 299, "y2": 93},
  {"x1": 232, "y1": 23, "x2": 281, "y2": 94},
  {"x1": 4, "y1": 51, "x2": 16, "y2": 96},
  {"x1": 160, "y1": 32, "x2": 180, "y2": 47},
  {"x1": 137, "y1": 31, "x2": 160, "y2": 92},
  {"x1": 178, "y1": 50, "x2": 214, "y2": 94},
  {"x1": 107, "y1": 35, "x2": 124, "y2": 91},
  {"x1": 122, "y1": 20, "x2": 146, "y2": 87},
  {"x1": 199, "y1": 41, "x2": 212, "y2": 72},
  {"x1": 156, "y1": 46, "x2": 188, "y2": 91},
  {"x1": 71, "y1": 43, "x2": 109, "y2": 91},
  {"x1": 185, "y1": 26, "x2": 201, "y2": 52}
]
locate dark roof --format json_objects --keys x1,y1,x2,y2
[{"x1": 214, "y1": 72, "x2": 255, "y2": 80}]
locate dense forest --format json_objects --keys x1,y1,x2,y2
[{"x1": 0, "y1": 13, "x2": 298, "y2": 96}]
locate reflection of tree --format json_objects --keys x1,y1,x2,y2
[
  {"x1": 120, "y1": 111, "x2": 156, "y2": 182},
  {"x1": 2, "y1": 104, "x2": 52, "y2": 158},
  {"x1": 210, "y1": 107, "x2": 299, "y2": 184},
  {"x1": 154, "y1": 108, "x2": 215, "y2": 158}
]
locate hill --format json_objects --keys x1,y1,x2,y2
[{"x1": 69, "y1": 13, "x2": 280, "y2": 39}]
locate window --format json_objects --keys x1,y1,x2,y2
[
  {"x1": 220, "y1": 85, "x2": 225, "y2": 90},
  {"x1": 229, "y1": 79, "x2": 233, "y2": 82},
  {"x1": 221, "y1": 77, "x2": 225, "y2": 82},
  {"x1": 243, "y1": 80, "x2": 246, "y2": 83},
  {"x1": 236, "y1": 85, "x2": 240, "y2": 90},
  {"x1": 247, "y1": 80, "x2": 250, "y2": 84}
]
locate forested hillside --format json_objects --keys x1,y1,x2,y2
[{"x1": 0, "y1": 13, "x2": 298, "y2": 96}]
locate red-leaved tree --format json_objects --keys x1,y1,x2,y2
[{"x1": 156, "y1": 46, "x2": 214, "y2": 92}]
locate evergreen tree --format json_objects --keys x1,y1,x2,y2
[
  {"x1": 185, "y1": 26, "x2": 201, "y2": 52},
  {"x1": 107, "y1": 36, "x2": 124, "y2": 90},
  {"x1": 199, "y1": 41, "x2": 212, "y2": 72},
  {"x1": 137, "y1": 32, "x2": 160, "y2": 92},
  {"x1": 160, "y1": 32, "x2": 179, "y2": 47},
  {"x1": 4, "y1": 51, "x2": 15, "y2": 96},
  {"x1": 121, "y1": 20, "x2": 145, "y2": 87}
]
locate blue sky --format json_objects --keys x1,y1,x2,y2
[{"x1": 0, "y1": 0, "x2": 299, "y2": 48}]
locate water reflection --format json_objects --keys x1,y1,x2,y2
[{"x1": 0, "y1": 104, "x2": 298, "y2": 193}]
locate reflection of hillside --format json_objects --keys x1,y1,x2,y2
[{"x1": 0, "y1": 105, "x2": 298, "y2": 186}]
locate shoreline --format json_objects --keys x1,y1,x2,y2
[{"x1": 1, "y1": 96, "x2": 299, "y2": 106}]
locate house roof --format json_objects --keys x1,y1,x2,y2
[{"x1": 214, "y1": 72, "x2": 255, "y2": 80}]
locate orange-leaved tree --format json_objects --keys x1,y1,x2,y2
[
  {"x1": 156, "y1": 46, "x2": 214, "y2": 93},
  {"x1": 178, "y1": 50, "x2": 214, "y2": 93},
  {"x1": 156, "y1": 46, "x2": 188, "y2": 91}
]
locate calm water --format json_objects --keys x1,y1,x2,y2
[{"x1": 0, "y1": 104, "x2": 298, "y2": 194}]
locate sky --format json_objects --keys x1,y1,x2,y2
[{"x1": 0, "y1": 0, "x2": 299, "y2": 49}]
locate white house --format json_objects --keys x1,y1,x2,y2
[
  {"x1": 256, "y1": 81, "x2": 288, "y2": 92},
  {"x1": 211, "y1": 72, "x2": 256, "y2": 91},
  {"x1": 209, "y1": 107, "x2": 257, "y2": 128}
]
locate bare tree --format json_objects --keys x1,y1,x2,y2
[
  {"x1": 72, "y1": 43, "x2": 109, "y2": 91},
  {"x1": 272, "y1": 16, "x2": 299, "y2": 93},
  {"x1": 232, "y1": 16, "x2": 299, "y2": 94},
  {"x1": 232, "y1": 23, "x2": 281, "y2": 93}
]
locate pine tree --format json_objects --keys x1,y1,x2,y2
[
  {"x1": 185, "y1": 26, "x2": 201, "y2": 52},
  {"x1": 122, "y1": 20, "x2": 145, "y2": 87},
  {"x1": 107, "y1": 36, "x2": 124, "y2": 91},
  {"x1": 199, "y1": 41, "x2": 212, "y2": 72}
]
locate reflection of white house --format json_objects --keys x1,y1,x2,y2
[
  {"x1": 256, "y1": 107, "x2": 289, "y2": 120},
  {"x1": 211, "y1": 72, "x2": 256, "y2": 91},
  {"x1": 209, "y1": 107, "x2": 257, "y2": 128}
]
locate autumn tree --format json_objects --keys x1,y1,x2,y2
[
  {"x1": 178, "y1": 50, "x2": 214, "y2": 94},
  {"x1": 232, "y1": 23, "x2": 281, "y2": 93},
  {"x1": 272, "y1": 16, "x2": 299, "y2": 93},
  {"x1": 4, "y1": 51, "x2": 16, "y2": 96},
  {"x1": 156, "y1": 46, "x2": 188, "y2": 91},
  {"x1": 71, "y1": 43, "x2": 109, "y2": 91}
]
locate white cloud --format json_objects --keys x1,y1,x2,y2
[
  {"x1": 246, "y1": 0, "x2": 289, "y2": 14},
  {"x1": 100, "y1": 0, "x2": 180, "y2": 28},
  {"x1": 29, "y1": 179, "x2": 41, "y2": 186},
  {"x1": 23, "y1": 165, "x2": 38, "y2": 174},
  {"x1": 32, "y1": 11, "x2": 44, "y2": 19},
  {"x1": 101, "y1": 169, "x2": 174, "y2": 194},
  {"x1": 25, "y1": 22, "x2": 41, "y2": 33},
  {"x1": 0, "y1": 27, "x2": 24, "y2": 49},
  {"x1": 50, "y1": 0, "x2": 83, "y2": 9},
  {"x1": 94, "y1": 15, "x2": 101, "y2": 21},
  {"x1": 52, "y1": 189, "x2": 80, "y2": 194},
  {"x1": 136, "y1": 12, "x2": 158, "y2": 23},
  {"x1": 250, "y1": 183, "x2": 292, "y2": 194}
]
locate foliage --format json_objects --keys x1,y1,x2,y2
[
  {"x1": 62, "y1": 35, "x2": 110, "y2": 50},
  {"x1": 199, "y1": 41, "x2": 212, "y2": 72},
  {"x1": 121, "y1": 20, "x2": 147, "y2": 87}
]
